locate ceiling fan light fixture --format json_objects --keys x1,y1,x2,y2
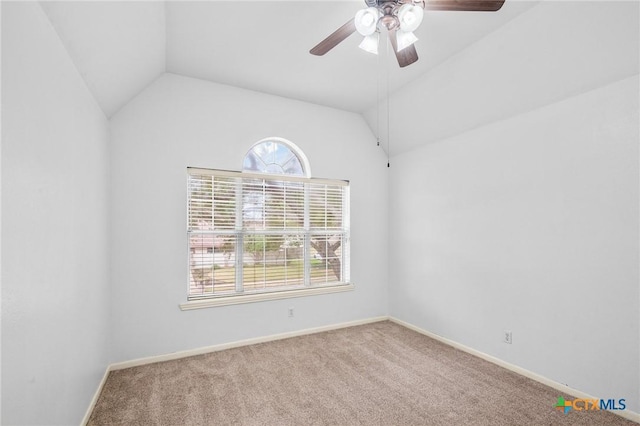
[
  {"x1": 355, "y1": 7, "x2": 380, "y2": 36},
  {"x1": 397, "y1": 3, "x2": 424, "y2": 33},
  {"x1": 396, "y1": 30, "x2": 418, "y2": 52},
  {"x1": 358, "y1": 32, "x2": 379, "y2": 55}
]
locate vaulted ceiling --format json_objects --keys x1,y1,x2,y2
[
  {"x1": 40, "y1": 1, "x2": 538, "y2": 118},
  {"x1": 38, "y1": 1, "x2": 639, "y2": 156}
]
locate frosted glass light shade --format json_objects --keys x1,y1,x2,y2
[
  {"x1": 358, "y1": 33, "x2": 379, "y2": 55},
  {"x1": 355, "y1": 7, "x2": 380, "y2": 36},
  {"x1": 397, "y1": 4, "x2": 424, "y2": 32},
  {"x1": 396, "y1": 30, "x2": 418, "y2": 52}
]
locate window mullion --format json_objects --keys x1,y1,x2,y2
[
  {"x1": 235, "y1": 179, "x2": 243, "y2": 293},
  {"x1": 262, "y1": 179, "x2": 266, "y2": 230},
  {"x1": 324, "y1": 185, "x2": 328, "y2": 229},
  {"x1": 304, "y1": 182, "x2": 310, "y2": 287},
  {"x1": 263, "y1": 235, "x2": 267, "y2": 290},
  {"x1": 210, "y1": 175, "x2": 215, "y2": 229}
]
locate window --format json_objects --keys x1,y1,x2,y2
[{"x1": 185, "y1": 139, "x2": 351, "y2": 307}]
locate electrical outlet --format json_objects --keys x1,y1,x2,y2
[
  {"x1": 288, "y1": 307, "x2": 294, "y2": 318},
  {"x1": 504, "y1": 330, "x2": 512, "y2": 344}
]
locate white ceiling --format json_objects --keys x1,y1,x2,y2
[
  {"x1": 40, "y1": 0, "x2": 538, "y2": 118},
  {"x1": 40, "y1": 1, "x2": 165, "y2": 118}
]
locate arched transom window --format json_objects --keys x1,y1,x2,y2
[{"x1": 242, "y1": 138, "x2": 309, "y2": 177}]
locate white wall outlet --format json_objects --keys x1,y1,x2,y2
[
  {"x1": 288, "y1": 307, "x2": 294, "y2": 317},
  {"x1": 504, "y1": 330, "x2": 512, "y2": 344}
]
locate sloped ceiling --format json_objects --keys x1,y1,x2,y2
[
  {"x1": 40, "y1": 1, "x2": 165, "y2": 118},
  {"x1": 365, "y1": 0, "x2": 640, "y2": 155},
  {"x1": 40, "y1": 0, "x2": 537, "y2": 118},
  {"x1": 39, "y1": 1, "x2": 638, "y2": 155},
  {"x1": 165, "y1": 1, "x2": 537, "y2": 113}
]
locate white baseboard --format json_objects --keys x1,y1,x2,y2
[
  {"x1": 81, "y1": 366, "x2": 110, "y2": 425},
  {"x1": 389, "y1": 316, "x2": 640, "y2": 424},
  {"x1": 83, "y1": 316, "x2": 388, "y2": 424},
  {"x1": 110, "y1": 316, "x2": 390, "y2": 371},
  {"x1": 84, "y1": 315, "x2": 639, "y2": 425}
]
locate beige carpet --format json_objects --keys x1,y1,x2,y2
[{"x1": 89, "y1": 321, "x2": 636, "y2": 425}]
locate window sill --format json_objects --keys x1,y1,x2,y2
[{"x1": 179, "y1": 283, "x2": 355, "y2": 310}]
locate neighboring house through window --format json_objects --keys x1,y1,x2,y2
[{"x1": 186, "y1": 138, "x2": 351, "y2": 305}]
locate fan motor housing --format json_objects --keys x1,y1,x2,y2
[
  {"x1": 380, "y1": 15, "x2": 399, "y2": 30},
  {"x1": 366, "y1": 0, "x2": 419, "y2": 7}
]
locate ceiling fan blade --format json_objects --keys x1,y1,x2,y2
[
  {"x1": 388, "y1": 29, "x2": 419, "y2": 68},
  {"x1": 425, "y1": 0, "x2": 506, "y2": 12},
  {"x1": 310, "y1": 19, "x2": 357, "y2": 56}
]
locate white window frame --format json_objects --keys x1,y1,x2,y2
[{"x1": 181, "y1": 168, "x2": 352, "y2": 310}]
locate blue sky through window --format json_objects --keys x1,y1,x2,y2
[{"x1": 243, "y1": 140, "x2": 304, "y2": 176}]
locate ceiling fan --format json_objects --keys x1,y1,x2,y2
[{"x1": 310, "y1": 0, "x2": 506, "y2": 68}]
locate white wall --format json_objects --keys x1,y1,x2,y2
[
  {"x1": 108, "y1": 73, "x2": 388, "y2": 363},
  {"x1": 1, "y1": 2, "x2": 110, "y2": 425},
  {"x1": 389, "y1": 74, "x2": 639, "y2": 411}
]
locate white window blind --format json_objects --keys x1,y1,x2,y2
[{"x1": 187, "y1": 168, "x2": 350, "y2": 300}]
